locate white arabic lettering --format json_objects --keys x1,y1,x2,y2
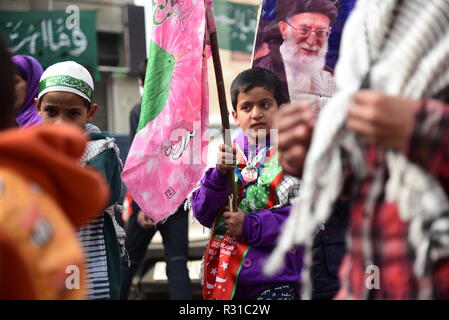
[
  {"x1": 165, "y1": 130, "x2": 196, "y2": 160},
  {"x1": 70, "y1": 29, "x2": 87, "y2": 56},
  {"x1": 6, "y1": 17, "x2": 88, "y2": 56},
  {"x1": 214, "y1": 7, "x2": 257, "y2": 42}
]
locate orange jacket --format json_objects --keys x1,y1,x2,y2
[{"x1": 0, "y1": 125, "x2": 109, "y2": 299}]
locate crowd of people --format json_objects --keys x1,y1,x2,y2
[{"x1": 1, "y1": 0, "x2": 449, "y2": 300}]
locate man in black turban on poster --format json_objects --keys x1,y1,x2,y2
[
  {"x1": 254, "y1": 0, "x2": 339, "y2": 108},
  {"x1": 255, "y1": 0, "x2": 348, "y2": 300}
]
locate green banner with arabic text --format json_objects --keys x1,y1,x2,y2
[
  {"x1": 214, "y1": 0, "x2": 258, "y2": 54},
  {"x1": 0, "y1": 11, "x2": 98, "y2": 74}
]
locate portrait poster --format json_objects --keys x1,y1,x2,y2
[{"x1": 252, "y1": 0, "x2": 356, "y2": 109}]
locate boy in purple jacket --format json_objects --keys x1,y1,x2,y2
[{"x1": 192, "y1": 68, "x2": 303, "y2": 300}]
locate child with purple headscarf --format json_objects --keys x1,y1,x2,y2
[{"x1": 12, "y1": 55, "x2": 43, "y2": 127}]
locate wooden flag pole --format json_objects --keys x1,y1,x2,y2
[{"x1": 207, "y1": 9, "x2": 237, "y2": 211}]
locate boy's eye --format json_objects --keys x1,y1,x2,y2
[
  {"x1": 261, "y1": 101, "x2": 273, "y2": 108},
  {"x1": 44, "y1": 108, "x2": 57, "y2": 117},
  {"x1": 69, "y1": 110, "x2": 81, "y2": 118},
  {"x1": 241, "y1": 104, "x2": 251, "y2": 111}
]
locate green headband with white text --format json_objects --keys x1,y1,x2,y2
[{"x1": 39, "y1": 75, "x2": 93, "y2": 102}]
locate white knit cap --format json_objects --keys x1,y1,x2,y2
[{"x1": 38, "y1": 61, "x2": 94, "y2": 102}]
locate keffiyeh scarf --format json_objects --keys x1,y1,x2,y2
[{"x1": 265, "y1": 0, "x2": 449, "y2": 299}]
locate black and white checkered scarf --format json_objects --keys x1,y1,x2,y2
[{"x1": 265, "y1": 0, "x2": 449, "y2": 299}]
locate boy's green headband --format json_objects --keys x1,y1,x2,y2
[{"x1": 38, "y1": 75, "x2": 93, "y2": 102}]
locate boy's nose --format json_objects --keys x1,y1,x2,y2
[
  {"x1": 54, "y1": 117, "x2": 70, "y2": 125},
  {"x1": 251, "y1": 108, "x2": 263, "y2": 119}
]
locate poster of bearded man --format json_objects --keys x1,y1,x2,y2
[{"x1": 253, "y1": 0, "x2": 351, "y2": 111}]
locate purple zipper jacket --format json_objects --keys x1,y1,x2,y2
[{"x1": 192, "y1": 132, "x2": 304, "y2": 299}]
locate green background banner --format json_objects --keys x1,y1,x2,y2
[
  {"x1": 0, "y1": 11, "x2": 98, "y2": 73},
  {"x1": 214, "y1": 0, "x2": 258, "y2": 54}
]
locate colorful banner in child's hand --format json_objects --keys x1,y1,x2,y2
[{"x1": 122, "y1": 0, "x2": 211, "y2": 222}]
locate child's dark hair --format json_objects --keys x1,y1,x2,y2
[{"x1": 230, "y1": 67, "x2": 284, "y2": 111}]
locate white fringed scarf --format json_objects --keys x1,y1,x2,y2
[{"x1": 265, "y1": 0, "x2": 449, "y2": 299}]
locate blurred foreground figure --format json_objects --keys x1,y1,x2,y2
[
  {"x1": 268, "y1": 0, "x2": 449, "y2": 299},
  {"x1": 0, "y1": 37, "x2": 109, "y2": 299}
]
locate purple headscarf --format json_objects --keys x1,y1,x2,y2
[{"x1": 12, "y1": 55, "x2": 44, "y2": 127}]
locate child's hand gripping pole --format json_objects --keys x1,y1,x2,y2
[
  {"x1": 218, "y1": 142, "x2": 238, "y2": 210},
  {"x1": 228, "y1": 194, "x2": 235, "y2": 212}
]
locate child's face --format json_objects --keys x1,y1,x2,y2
[
  {"x1": 13, "y1": 74, "x2": 27, "y2": 114},
  {"x1": 232, "y1": 86, "x2": 278, "y2": 142},
  {"x1": 36, "y1": 91, "x2": 97, "y2": 128}
]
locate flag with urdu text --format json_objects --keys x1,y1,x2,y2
[{"x1": 122, "y1": 0, "x2": 211, "y2": 222}]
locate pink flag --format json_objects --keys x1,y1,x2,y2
[{"x1": 122, "y1": 0, "x2": 211, "y2": 222}]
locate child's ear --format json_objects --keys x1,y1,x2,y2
[
  {"x1": 232, "y1": 110, "x2": 239, "y2": 126},
  {"x1": 35, "y1": 98, "x2": 42, "y2": 115},
  {"x1": 87, "y1": 103, "x2": 98, "y2": 122}
]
